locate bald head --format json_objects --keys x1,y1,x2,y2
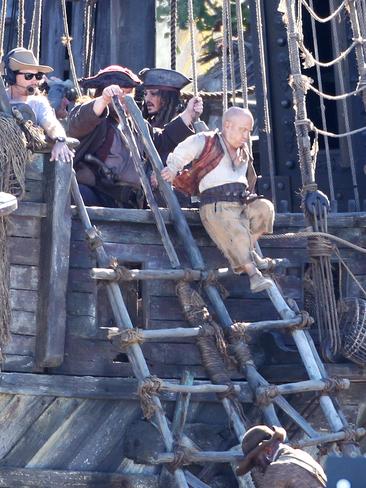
[
  {"x1": 222, "y1": 107, "x2": 254, "y2": 149},
  {"x1": 222, "y1": 106, "x2": 254, "y2": 125}
]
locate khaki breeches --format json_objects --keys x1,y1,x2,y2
[{"x1": 199, "y1": 198, "x2": 274, "y2": 272}]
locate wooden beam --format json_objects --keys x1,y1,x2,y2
[
  {"x1": 0, "y1": 467, "x2": 157, "y2": 488},
  {"x1": 0, "y1": 372, "x2": 253, "y2": 403},
  {"x1": 35, "y1": 159, "x2": 72, "y2": 367}
]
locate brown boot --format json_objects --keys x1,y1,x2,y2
[{"x1": 249, "y1": 269, "x2": 273, "y2": 293}]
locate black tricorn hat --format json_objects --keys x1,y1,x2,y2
[
  {"x1": 139, "y1": 68, "x2": 191, "y2": 91},
  {"x1": 236, "y1": 425, "x2": 286, "y2": 477},
  {"x1": 79, "y1": 65, "x2": 142, "y2": 90}
]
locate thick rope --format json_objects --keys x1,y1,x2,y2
[
  {"x1": 235, "y1": 0, "x2": 248, "y2": 108},
  {"x1": 254, "y1": 0, "x2": 277, "y2": 208},
  {"x1": 138, "y1": 376, "x2": 163, "y2": 420},
  {"x1": 60, "y1": 0, "x2": 82, "y2": 98},
  {"x1": 222, "y1": 0, "x2": 229, "y2": 112},
  {"x1": 108, "y1": 327, "x2": 145, "y2": 349},
  {"x1": 28, "y1": 0, "x2": 43, "y2": 59},
  {"x1": 307, "y1": 0, "x2": 335, "y2": 204},
  {"x1": 170, "y1": 0, "x2": 177, "y2": 71},
  {"x1": 301, "y1": 0, "x2": 350, "y2": 23},
  {"x1": 17, "y1": 0, "x2": 25, "y2": 47},
  {"x1": 329, "y1": 0, "x2": 360, "y2": 210},
  {"x1": 187, "y1": 0, "x2": 198, "y2": 97},
  {"x1": 347, "y1": 0, "x2": 366, "y2": 109},
  {"x1": 261, "y1": 230, "x2": 366, "y2": 255},
  {"x1": 0, "y1": 0, "x2": 8, "y2": 58},
  {"x1": 226, "y1": 0, "x2": 237, "y2": 106}
]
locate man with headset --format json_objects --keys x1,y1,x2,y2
[{"x1": 1, "y1": 47, "x2": 74, "y2": 163}]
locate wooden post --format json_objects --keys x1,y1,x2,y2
[
  {"x1": 90, "y1": 267, "x2": 232, "y2": 282},
  {"x1": 35, "y1": 158, "x2": 72, "y2": 367},
  {"x1": 172, "y1": 371, "x2": 194, "y2": 439}
]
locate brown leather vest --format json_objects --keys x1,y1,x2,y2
[
  {"x1": 173, "y1": 132, "x2": 224, "y2": 196},
  {"x1": 173, "y1": 132, "x2": 258, "y2": 196}
]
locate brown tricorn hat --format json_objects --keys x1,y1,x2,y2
[
  {"x1": 79, "y1": 65, "x2": 142, "y2": 90},
  {"x1": 236, "y1": 425, "x2": 286, "y2": 477}
]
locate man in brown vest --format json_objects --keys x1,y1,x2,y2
[
  {"x1": 161, "y1": 107, "x2": 274, "y2": 293},
  {"x1": 236, "y1": 425, "x2": 327, "y2": 488}
]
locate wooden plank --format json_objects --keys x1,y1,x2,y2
[
  {"x1": 1, "y1": 355, "x2": 39, "y2": 373},
  {"x1": 66, "y1": 292, "x2": 96, "y2": 318},
  {"x1": 14, "y1": 203, "x2": 47, "y2": 218},
  {"x1": 10, "y1": 266, "x2": 39, "y2": 291},
  {"x1": 0, "y1": 396, "x2": 54, "y2": 459},
  {"x1": 4, "y1": 335, "x2": 36, "y2": 356},
  {"x1": 8, "y1": 237, "x2": 40, "y2": 266},
  {"x1": 7, "y1": 217, "x2": 41, "y2": 239},
  {"x1": 66, "y1": 403, "x2": 139, "y2": 471},
  {"x1": 10, "y1": 311, "x2": 37, "y2": 336},
  {"x1": 23, "y1": 180, "x2": 44, "y2": 203},
  {"x1": 0, "y1": 467, "x2": 158, "y2": 487},
  {"x1": 0, "y1": 373, "x2": 253, "y2": 403},
  {"x1": 1, "y1": 398, "x2": 83, "y2": 468},
  {"x1": 10, "y1": 290, "x2": 38, "y2": 313},
  {"x1": 36, "y1": 159, "x2": 72, "y2": 368}
]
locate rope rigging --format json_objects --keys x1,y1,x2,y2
[
  {"x1": 0, "y1": 0, "x2": 7, "y2": 58},
  {"x1": 60, "y1": 0, "x2": 82, "y2": 98},
  {"x1": 17, "y1": 0, "x2": 25, "y2": 47},
  {"x1": 28, "y1": 0, "x2": 42, "y2": 59}
]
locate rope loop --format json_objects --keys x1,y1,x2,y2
[
  {"x1": 321, "y1": 377, "x2": 349, "y2": 393},
  {"x1": 85, "y1": 226, "x2": 103, "y2": 250},
  {"x1": 109, "y1": 258, "x2": 133, "y2": 281},
  {"x1": 138, "y1": 375, "x2": 163, "y2": 420},
  {"x1": 168, "y1": 442, "x2": 193, "y2": 471},
  {"x1": 108, "y1": 327, "x2": 144, "y2": 350},
  {"x1": 256, "y1": 385, "x2": 278, "y2": 405},
  {"x1": 307, "y1": 236, "x2": 334, "y2": 258},
  {"x1": 296, "y1": 310, "x2": 314, "y2": 329}
]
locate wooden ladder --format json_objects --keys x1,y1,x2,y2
[{"x1": 71, "y1": 96, "x2": 362, "y2": 487}]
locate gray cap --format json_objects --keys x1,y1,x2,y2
[{"x1": 139, "y1": 68, "x2": 191, "y2": 91}]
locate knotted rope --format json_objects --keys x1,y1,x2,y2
[
  {"x1": 138, "y1": 375, "x2": 163, "y2": 420},
  {"x1": 108, "y1": 327, "x2": 144, "y2": 350}
]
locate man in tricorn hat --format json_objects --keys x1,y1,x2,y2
[
  {"x1": 139, "y1": 68, "x2": 191, "y2": 130},
  {"x1": 67, "y1": 65, "x2": 202, "y2": 207},
  {"x1": 2, "y1": 47, "x2": 74, "y2": 163},
  {"x1": 236, "y1": 425, "x2": 327, "y2": 487}
]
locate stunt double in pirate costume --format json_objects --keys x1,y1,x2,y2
[
  {"x1": 162, "y1": 106, "x2": 275, "y2": 293},
  {"x1": 236, "y1": 425, "x2": 327, "y2": 488}
]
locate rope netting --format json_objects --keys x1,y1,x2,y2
[
  {"x1": 0, "y1": 115, "x2": 30, "y2": 360},
  {"x1": 282, "y1": 0, "x2": 366, "y2": 363}
]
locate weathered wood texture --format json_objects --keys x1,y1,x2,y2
[{"x1": 35, "y1": 159, "x2": 72, "y2": 368}]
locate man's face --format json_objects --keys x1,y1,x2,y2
[
  {"x1": 223, "y1": 114, "x2": 253, "y2": 149},
  {"x1": 15, "y1": 69, "x2": 44, "y2": 92},
  {"x1": 143, "y1": 88, "x2": 164, "y2": 114}
]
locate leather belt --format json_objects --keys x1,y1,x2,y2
[{"x1": 200, "y1": 183, "x2": 251, "y2": 207}]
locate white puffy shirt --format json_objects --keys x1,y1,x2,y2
[{"x1": 166, "y1": 131, "x2": 248, "y2": 193}]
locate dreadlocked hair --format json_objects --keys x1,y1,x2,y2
[{"x1": 142, "y1": 89, "x2": 183, "y2": 128}]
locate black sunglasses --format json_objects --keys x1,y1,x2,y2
[{"x1": 18, "y1": 72, "x2": 44, "y2": 81}]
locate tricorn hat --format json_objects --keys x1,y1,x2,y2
[
  {"x1": 79, "y1": 65, "x2": 142, "y2": 90},
  {"x1": 139, "y1": 68, "x2": 191, "y2": 91},
  {"x1": 7, "y1": 47, "x2": 53, "y2": 73},
  {"x1": 236, "y1": 425, "x2": 286, "y2": 477}
]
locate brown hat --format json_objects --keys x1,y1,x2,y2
[
  {"x1": 7, "y1": 47, "x2": 53, "y2": 73},
  {"x1": 236, "y1": 425, "x2": 286, "y2": 477},
  {"x1": 79, "y1": 65, "x2": 142, "y2": 90}
]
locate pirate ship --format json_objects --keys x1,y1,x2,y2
[{"x1": 0, "y1": 1, "x2": 366, "y2": 487}]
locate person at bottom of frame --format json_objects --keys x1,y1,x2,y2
[
  {"x1": 161, "y1": 106, "x2": 274, "y2": 293},
  {"x1": 236, "y1": 425, "x2": 327, "y2": 488}
]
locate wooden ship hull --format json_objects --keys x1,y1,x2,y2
[
  {"x1": 0, "y1": 151, "x2": 363, "y2": 486},
  {"x1": 1, "y1": 1, "x2": 366, "y2": 486}
]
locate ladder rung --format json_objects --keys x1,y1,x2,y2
[
  {"x1": 91, "y1": 267, "x2": 232, "y2": 282},
  {"x1": 151, "y1": 427, "x2": 366, "y2": 465},
  {"x1": 161, "y1": 381, "x2": 241, "y2": 395},
  {"x1": 256, "y1": 378, "x2": 350, "y2": 403}
]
